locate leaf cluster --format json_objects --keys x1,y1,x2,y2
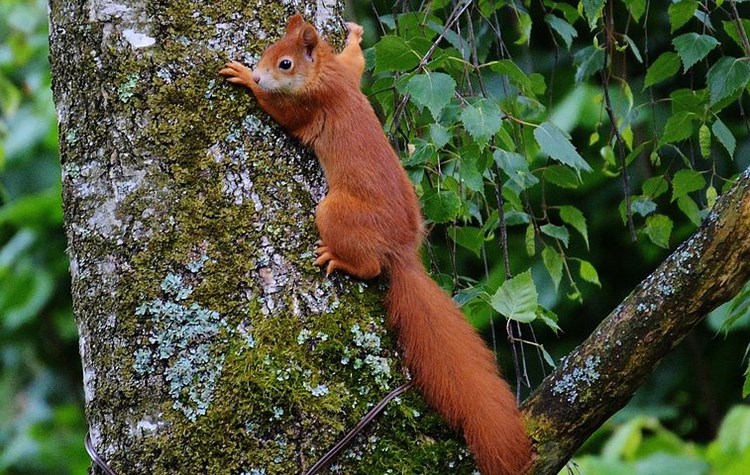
[{"x1": 361, "y1": 0, "x2": 749, "y2": 379}]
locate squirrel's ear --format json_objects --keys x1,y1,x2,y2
[
  {"x1": 299, "y1": 24, "x2": 319, "y2": 60},
  {"x1": 286, "y1": 14, "x2": 304, "y2": 32}
]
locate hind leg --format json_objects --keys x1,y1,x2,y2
[
  {"x1": 313, "y1": 193, "x2": 385, "y2": 280},
  {"x1": 314, "y1": 242, "x2": 381, "y2": 279}
]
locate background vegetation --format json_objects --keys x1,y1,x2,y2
[{"x1": 0, "y1": 0, "x2": 748, "y2": 473}]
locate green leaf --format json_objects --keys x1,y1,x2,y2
[
  {"x1": 707, "y1": 57, "x2": 750, "y2": 106},
  {"x1": 714, "y1": 405, "x2": 750, "y2": 452},
  {"x1": 459, "y1": 152, "x2": 485, "y2": 193},
  {"x1": 421, "y1": 187, "x2": 461, "y2": 223},
  {"x1": 460, "y1": 99, "x2": 504, "y2": 146},
  {"x1": 623, "y1": 0, "x2": 646, "y2": 21},
  {"x1": 429, "y1": 123, "x2": 450, "y2": 148},
  {"x1": 489, "y1": 59, "x2": 533, "y2": 93},
  {"x1": 540, "y1": 343, "x2": 559, "y2": 365},
  {"x1": 534, "y1": 121, "x2": 592, "y2": 175},
  {"x1": 448, "y1": 226, "x2": 483, "y2": 257},
  {"x1": 544, "y1": 165, "x2": 581, "y2": 189},
  {"x1": 405, "y1": 72, "x2": 457, "y2": 120},
  {"x1": 505, "y1": 211, "x2": 530, "y2": 226},
  {"x1": 574, "y1": 45, "x2": 605, "y2": 82},
  {"x1": 374, "y1": 36, "x2": 421, "y2": 72},
  {"x1": 549, "y1": 2, "x2": 581, "y2": 24},
  {"x1": 545, "y1": 14, "x2": 577, "y2": 49},
  {"x1": 644, "y1": 52, "x2": 680, "y2": 89},
  {"x1": 453, "y1": 286, "x2": 485, "y2": 307},
  {"x1": 642, "y1": 176, "x2": 669, "y2": 199},
  {"x1": 542, "y1": 246, "x2": 563, "y2": 291},
  {"x1": 706, "y1": 185, "x2": 718, "y2": 209},
  {"x1": 560, "y1": 205, "x2": 589, "y2": 249},
  {"x1": 515, "y1": 10, "x2": 532, "y2": 45},
  {"x1": 671, "y1": 169, "x2": 707, "y2": 202},
  {"x1": 660, "y1": 111, "x2": 695, "y2": 145},
  {"x1": 670, "y1": 88, "x2": 709, "y2": 114},
  {"x1": 644, "y1": 214, "x2": 673, "y2": 248},
  {"x1": 494, "y1": 150, "x2": 539, "y2": 190},
  {"x1": 397, "y1": 13, "x2": 439, "y2": 42},
  {"x1": 712, "y1": 118, "x2": 736, "y2": 158},
  {"x1": 404, "y1": 139, "x2": 436, "y2": 166},
  {"x1": 677, "y1": 195, "x2": 702, "y2": 226},
  {"x1": 582, "y1": 0, "x2": 605, "y2": 29},
  {"x1": 672, "y1": 33, "x2": 719, "y2": 72},
  {"x1": 528, "y1": 73, "x2": 547, "y2": 95},
  {"x1": 723, "y1": 19, "x2": 750, "y2": 50},
  {"x1": 668, "y1": 0, "x2": 698, "y2": 33},
  {"x1": 540, "y1": 223, "x2": 570, "y2": 248},
  {"x1": 631, "y1": 198, "x2": 657, "y2": 217},
  {"x1": 490, "y1": 270, "x2": 538, "y2": 323},
  {"x1": 622, "y1": 34, "x2": 643, "y2": 63},
  {"x1": 579, "y1": 260, "x2": 601, "y2": 287}
]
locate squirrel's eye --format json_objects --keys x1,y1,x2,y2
[{"x1": 279, "y1": 59, "x2": 293, "y2": 70}]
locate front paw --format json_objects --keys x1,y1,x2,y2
[
  {"x1": 219, "y1": 60, "x2": 254, "y2": 88},
  {"x1": 345, "y1": 22, "x2": 364, "y2": 45}
]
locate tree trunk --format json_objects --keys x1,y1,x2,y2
[
  {"x1": 522, "y1": 167, "x2": 750, "y2": 474},
  {"x1": 48, "y1": 1, "x2": 472, "y2": 474},
  {"x1": 48, "y1": 1, "x2": 750, "y2": 474}
]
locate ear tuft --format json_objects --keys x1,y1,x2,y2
[{"x1": 286, "y1": 14, "x2": 304, "y2": 32}]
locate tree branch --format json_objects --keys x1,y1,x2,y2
[{"x1": 522, "y1": 166, "x2": 750, "y2": 474}]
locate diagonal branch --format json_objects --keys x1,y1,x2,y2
[{"x1": 522, "y1": 166, "x2": 750, "y2": 474}]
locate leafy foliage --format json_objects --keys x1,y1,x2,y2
[
  {"x1": 364, "y1": 0, "x2": 747, "y2": 338},
  {"x1": 2, "y1": 0, "x2": 749, "y2": 471},
  {"x1": 574, "y1": 406, "x2": 750, "y2": 474},
  {"x1": 0, "y1": 0, "x2": 87, "y2": 473},
  {"x1": 361, "y1": 0, "x2": 750, "y2": 466}
]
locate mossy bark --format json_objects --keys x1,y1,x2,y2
[
  {"x1": 47, "y1": 1, "x2": 475, "y2": 474},
  {"x1": 522, "y1": 167, "x2": 750, "y2": 474},
  {"x1": 48, "y1": 1, "x2": 750, "y2": 474}
]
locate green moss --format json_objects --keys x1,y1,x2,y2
[{"x1": 55, "y1": 0, "x2": 478, "y2": 472}]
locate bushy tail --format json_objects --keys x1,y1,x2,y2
[{"x1": 387, "y1": 258, "x2": 532, "y2": 475}]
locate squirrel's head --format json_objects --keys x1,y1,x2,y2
[{"x1": 252, "y1": 14, "x2": 322, "y2": 94}]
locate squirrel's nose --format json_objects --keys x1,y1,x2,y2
[{"x1": 252, "y1": 72, "x2": 261, "y2": 84}]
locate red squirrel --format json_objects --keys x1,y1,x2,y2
[{"x1": 220, "y1": 14, "x2": 533, "y2": 474}]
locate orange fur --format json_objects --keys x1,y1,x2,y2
[{"x1": 220, "y1": 15, "x2": 532, "y2": 474}]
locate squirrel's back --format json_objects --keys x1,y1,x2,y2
[{"x1": 221, "y1": 14, "x2": 533, "y2": 474}]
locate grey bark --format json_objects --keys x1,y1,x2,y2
[
  {"x1": 48, "y1": 1, "x2": 471, "y2": 474},
  {"x1": 48, "y1": 1, "x2": 750, "y2": 474}
]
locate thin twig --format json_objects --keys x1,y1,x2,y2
[{"x1": 600, "y1": 10, "x2": 637, "y2": 242}]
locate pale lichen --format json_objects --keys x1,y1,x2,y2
[
  {"x1": 551, "y1": 355, "x2": 602, "y2": 403},
  {"x1": 134, "y1": 272, "x2": 227, "y2": 421}
]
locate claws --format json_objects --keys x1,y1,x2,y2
[
  {"x1": 325, "y1": 260, "x2": 337, "y2": 276},
  {"x1": 313, "y1": 252, "x2": 338, "y2": 277},
  {"x1": 313, "y1": 241, "x2": 337, "y2": 276},
  {"x1": 313, "y1": 250, "x2": 333, "y2": 267},
  {"x1": 219, "y1": 61, "x2": 253, "y2": 87}
]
